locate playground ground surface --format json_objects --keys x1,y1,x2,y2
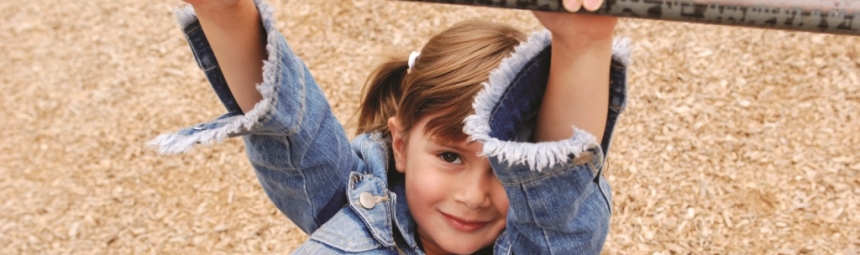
[{"x1": 1, "y1": 0, "x2": 858, "y2": 254}]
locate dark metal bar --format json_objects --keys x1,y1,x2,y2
[{"x1": 398, "y1": 0, "x2": 860, "y2": 36}]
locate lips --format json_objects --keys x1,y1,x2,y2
[{"x1": 440, "y1": 212, "x2": 490, "y2": 232}]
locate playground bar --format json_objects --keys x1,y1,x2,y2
[{"x1": 397, "y1": 0, "x2": 860, "y2": 36}]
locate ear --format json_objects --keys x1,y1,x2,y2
[{"x1": 388, "y1": 117, "x2": 407, "y2": 173}]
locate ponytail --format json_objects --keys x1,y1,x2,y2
[{"x1": 357, "y1": 59, "x2": 409, "y2": 136}]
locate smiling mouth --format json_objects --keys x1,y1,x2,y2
[{"x1": 440, "y1": 212, "x2": 490, "y2": 232}]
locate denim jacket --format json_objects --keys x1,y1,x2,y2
[{"x1": 151, "y1": 1, "x2": 630, "y2": 254}]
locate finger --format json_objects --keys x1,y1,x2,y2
[
  {"x1": 582, "y1": 0, "x2": 603, "y2": 11},
  {"x1": 563, "y1": 0, "x2": 582, "y2": 12}
]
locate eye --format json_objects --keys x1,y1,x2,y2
[{"x1": 438, "y1": 152, "x2": 463, "y2": 164}]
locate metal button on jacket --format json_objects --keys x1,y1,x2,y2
[{"x1": 359, "y1": 192, "x2": 376, "y2": 209}]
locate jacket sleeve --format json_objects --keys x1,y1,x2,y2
[
  {"x1": 463, "y1": 31, "x2": 630, "y2": 255},
  {"x1": 149, "y1": 0, "x2": 355, "y2": 234}
]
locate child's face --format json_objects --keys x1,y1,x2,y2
[{"x1": 389, "y1": 115, "x2": 509, "y2": 254}]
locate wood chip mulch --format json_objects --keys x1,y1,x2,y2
[{"x1": 1, "y1": 0, "x2": 858, "y2": 254}]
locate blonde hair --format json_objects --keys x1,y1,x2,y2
[{"x1": 357, "y1": 21, "x2": 527, "y2": 143}]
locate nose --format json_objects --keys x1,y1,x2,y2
[{"x1": 453, "y1": 164, "x2": 494, "y2": 209}]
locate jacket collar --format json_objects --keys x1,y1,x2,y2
[
  {"x1": 391, "y1": 178, "x2": 419, "y2": 249},
  {"x1": 349, "y1": 133, "x2": 419, "y2": 250}
]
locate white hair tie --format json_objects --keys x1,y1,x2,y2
[{"x1": 407, "y1": 51, "x2": 421, "y2": 73}]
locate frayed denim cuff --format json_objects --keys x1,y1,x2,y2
[
  {"x1": 150, "y1": 0, "x2": 317, "y2": 154},
  {"x1": 463, "y1": 30, "x2": 631, "y2": 177}
]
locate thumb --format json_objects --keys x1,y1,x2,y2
[
  {"x1": 563, "y1": 0, "x2": 582, "y2": 12},
  {"x1": 582, "y1": 0, "x2": 604, "y2": 11}
]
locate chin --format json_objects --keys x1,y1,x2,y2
[
  {"x1": 439, "y1": 239, "x2": 491, "y2": 255},
  {"x1": 442, "y1": 245, "x2": 480, "y2": 255}
]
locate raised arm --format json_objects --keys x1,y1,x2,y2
[
  {"x1": 532, "y1": 1, "x2": 618, "y2": 143},
  {"x1": 475, "y1": 2, "x2": 626, "y2": 254},
  {"x1": 185, "y1": 0, "x2": 264, "y2": 113},
  {"x1": 153, "y1": 0, "x2": 357, "y2": 234}
]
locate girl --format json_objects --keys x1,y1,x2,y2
[{"x1": 152, "y1": 0, "x2": 630, "y2": 254}]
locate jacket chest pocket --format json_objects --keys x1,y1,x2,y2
[{"x1": 295, "y1": 207, "x2": 396, "y2": 254}]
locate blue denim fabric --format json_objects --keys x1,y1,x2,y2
[
  {"x1": 479, "y1": 44, "x2": 626, "y2": 255},
  {"x1": 152, "y1": 1, "x2": 628, "y2": 254}
]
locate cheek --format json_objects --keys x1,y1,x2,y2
[
  {"x1": 404, "y1": 150, "x2": 451, "y2": 210},
  {"x1": 405, "y1": 164, "x2": 448, "y2": 204}
]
